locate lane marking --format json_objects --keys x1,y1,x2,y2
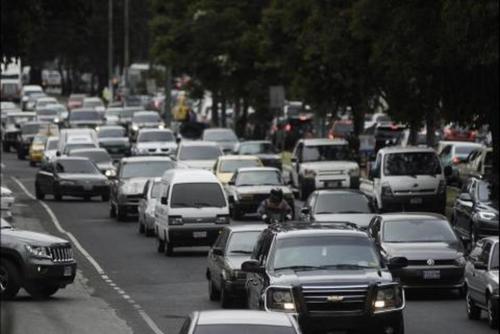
[{"x1": 11, "y1": 177, "x2": 166, "y2": 334}]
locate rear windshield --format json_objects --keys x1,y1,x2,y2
[
  {"x1": 315, "y1": 193, "x2": 372, "y2": 214},
  {"x1": 194, "y1": 325, "x2": 295, "y2": 334},
  {"x1": 133, "y1": 113, "x2": 160, "y2": 123},
  {"x1": 98, "y1": 128, "x2": 126, "y2": 138},
  {"x1": 120, "y1": 161, "x2": 175, "y2": 179},
  {"x1": 179, "y1": 146, "x2": 222, "y2": 161},
  {"x1": 170, "y1": 183, "x2": 226, "y2": 208},
  {"x1": 220, "y1": 159, "x2": 260, "y2": 173},
  {"x1": 70, "y1": 111, "x2": 100, "y2": 121},
  {"x1": 137, "y1": 131, "x2": 174, "y2": 142},
  {"x1": 383, "y1": 219, "x2": 457, "y2": 243},
  {"x1": 21, "y1": 123, "x2": 40, "y2": 134},
  {"x1": 55, "y1": 159, "x2": 99, "y2": 174},
  {"x1": 71, "y1": 150, "x2": 111, "y2": 164},
  {"x1": 384, "y1": 152, "x2": 441, "y2": 176},
  {"x1": 203, "y1": 130, "x2": 237, "y2": 142}
]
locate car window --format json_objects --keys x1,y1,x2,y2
[
  {"x1": 213, "y1": 229, "x2": 229, "y2": 250},
  {"x1": 302, "y1": 144, "x2": 352, "y2": 162},
  {"x1": 236, "y1": 171, "x2": 282, "y2": 186},
  {"x1": 219, "y1": 159, "x2": 260, "y2": 173},
  {"x1": 179, "y1": 146, "x2": 222, "y2": 160},
  {"x1": 455, "y1": 145, "x2": 479, "y2": 158},
  {"x1": 490, "y1": 243, "x2": 499, "y2": 270},
  {"x1": 170, "y1": 183, "x2": 226, "y2": 208},
  {"x1": 479, "y1": 242, "x2": 492, "y2": 264},
  {"x1": 55, "y1": 159, "x2": 99, "y2": 174},
  {"x1": 120, "y1": 161, "x2": 175, "y2": 178},
  {"x1": 194, "y1": 325, "x2": 296, "y2": 334},
  {"x1": 384, "y1": 152, "x2": 441, "y2": 176},
  {"x1": 383, "y1": 219, "x2": 457, "y2": 243},
  {"x1": 137, "y1": 131, "x2": 174, "y2": 142},
  {"x1": 314, "y1": 193, "x2": 371, "y2": 214},
  {"x1": 226, "y1": 231, "x2": 262, "y2": 255}
]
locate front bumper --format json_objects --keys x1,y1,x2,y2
[
  {"x1": 30, "y1": 151, "x2": 44, "y2": 162},
  {"x1": 391, "y1": 265, "x2": 464, "y2": 289},
  {"x1": 305, "y1": 175, "x2": 359, "y2": 189},
  {"x1": 381, "y1": 193, "x2": 446, "y2": 213},
  {"x1": 25, "y1": 261, "x2": 77, "y2": 286},
  {"x1": 168, "y1": 224, "x2": 226, "y2": 247},
  {"x1": 59, "y1": 184, "x2": 110, "y2": 198}
]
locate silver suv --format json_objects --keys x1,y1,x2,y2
[{"x1": 0, "y1": 219, "x2": 76, "y2": 299}]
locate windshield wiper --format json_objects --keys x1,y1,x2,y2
[
  {"x1": 230, "y1": 250, "x2": 252, "y2": 254},
  {"x1": 274, "y1": 265, "x2": 319, "y2": 272},
  {"x1": 317, "y1": 264, "x2": 377, "y2": 270}
]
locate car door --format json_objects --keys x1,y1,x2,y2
[
  {"x1": 471, "y1": 241, "x2": 492, "y2": 305},
  {"x1": 138, "y1": 180, "x2": 150, "y2": 222},
  {"x1": 247, "y1": 234, "x2": 271, "y2": 310},
  {"x1": 291, "y1": 142, "x2": 303, "y2": 187},
  {"x1": 454, "y1": 180, "x2": 473, "y2": 237}
]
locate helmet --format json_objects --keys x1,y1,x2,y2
[{"x1": 269, "y1": 188, "x2": 284, "y2": 204}]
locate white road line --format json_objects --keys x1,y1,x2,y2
[{"x1": 11, "y1": 176, "x2": 166, "y2": 334}]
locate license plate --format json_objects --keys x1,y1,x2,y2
[
  {"x1": 410, "y1": 197, "x2": 423, "y2": 204},
  {"x1": 64, "y1": 266, "x2": 72, "y2": 277},
  {"x1": 325, "y1": 181, "x2": 341, "y2": 188},
  {"x1": 193, "y1": 231, "x2": 207, "y2": 239},
  {"x1": 83, "y1": 184, "x2": 93, "y2": 191},
  {"x1": 423, "y1": 270, "x2": 440, "y2": 279}
]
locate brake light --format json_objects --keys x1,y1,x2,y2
[
  {"x1": 299, "y1": 115, "x2": 307, "y2": 121},
  {"x1": 285, "y1": 124, "x2": 292, "y2": 132},
  {"x1": 154, "y1": 100, "x2": 160, "y2": 109},
  {"x1": 452, "y1": 157, "x2": 461, "y2": 164}
]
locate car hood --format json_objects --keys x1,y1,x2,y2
[
  {"x1": 99, "y1": 137, "x2": 129, "y2": 145},
  {"x1": 269, "y1": 268, "x2": 393, "y2": 286},
  {"x1": 136, "y1": 142, "x2": 176, "y2": 150},
  {"x1": 120, "y1": 177, "x2": 149, "y2": 194},
  {"x1": 384, "y1": 175, "x2": 440, "y2": 193},
  {"x1": 226, "y1": 255, "x2": 251, "y2": 270},
  {"x1": 477, "y1": 201, "x2": 499, "y2": 214},
  {"x1": 256, "y1": 154, "x2": 281, "y2": 161},
  {"x1": 383, "y1": 242, "x2": 462, "y2": 260},
  {"x1": 59, "y1": 173, "x2": 107, "y2": 181},
  {"x1": 2, "y1": 228, "x2": 69, "y2": 246},
  {"x1": 313, "y1": 213, "x2": 375, "y2": 229},
  {"x1": 300, "y1": 161, "x2": 358, "y2": 171},
  {"x1": 236, "y1": 185, "x2": 293, "y2": 196},
  {"x1": 180, "y1": 160, "x2": 216, "y2": 170}
]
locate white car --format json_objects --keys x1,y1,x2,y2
[
  {"x1": 138, "y1": 177, "x2": 162, "y2": 236},
  {"x1": 132, "y1": 128, "x2": 177, "y2": 156},
  {"x1": 290, "y1": 138, "x2": 360, "y2": 200},
  {"x1": 364, "y1": 112, "x2": 392, "y2": 130},
  {"x1": 42, "y1": 136, "x2": 59, "y2": 163},
  {"x1": 1, "y1": 187, "x2": 15, "y2": 220},
  {"x1": 34, "y1": 97, "x2": 58, "y2": 111},
  {"x1": 82, "y1": 97, "x2": 105, "y2": 114},
  {"x1": 176, "y1": 141, "x2": 223, "y2": 171}
]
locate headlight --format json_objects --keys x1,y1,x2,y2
[
  {"x1": 59, "y1": 180, "x2": 77, "y2": 186},
  {"x1": 348, "y1": 167, "x2": 360, "y2": 177},
  {"x1": 215, "y1": 215, "x2": 230, "y2": 224},
  {"x1": 373, "y1": 284, "x2": 404, "y2": 313},
  {"x1": 54, "y1": 117, "x2": 60, "y2": 123},
  {"x1": 478, "y1": 212, "x2": 497, "y2": 221},
  {"x1": 168, "y1": 216, "x2": 183, "y2": 225},
  {"x1": 266, "y1": 287, "x2": 296, "y2": 312},
  {"x1": 105, "y1": 169, "x2": 116, "y2": 177},
  {"x1": 381, "y1": 182, "x2": 393, "y2": 197},
  {"x1": 25, "y1": 245, "x2": 52, "y2": 260},
  {"x1": 303, "y1": 168, "x2": 316, "y2": 178},
  {"x1": 454, "y1": 256, "x2": 466, "y2": 266},
  {"x1": 132, "y1": 124, "x2": 139, "y2": 131},
  {"x1": 158, "y1": 123, "x2": 165, "y2": 129}
]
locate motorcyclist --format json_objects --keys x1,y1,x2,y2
[{"x1": 257, "y1": 188, "x2": 293, "y2": 224}]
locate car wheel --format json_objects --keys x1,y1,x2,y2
[
  {"x1": 117, "y1": 206, "x2": 127, "y2": 221},
  {"x1": 25, "y1": 282, "x2": 59, "y2": 299},
  {"x1": 53, "y1": 187, "x2": 62, "y2": 201},
  {"x1": 466, "y1": 288, "x2": 481, "y2": 320},
  {"x1": 488, "y1": 295, "x2": 499, "y2": 329},
  {"x1": 109, "y1": 202, "x2": 117, "y2": 218},
  {"x1": 101, "y1": 193, "x2": 110, "y2": 202},
  {"x1": 0, "y1": 259, "x2": 21, "y2": 300},
  {"x1": 156, "y1": 236, "x2": 165, "y2": 253},
  {"x1": 35, "y1": 184, "x2": 45, "y2": 200},
  {"x1": 220, "y1": 280, "x2": 231, "y2": 308},
  {"x1": 208, "y1": 276, "x2": 220, "y2": 301}
]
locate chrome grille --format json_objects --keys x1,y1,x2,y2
[
  {"x1": 302, "y1": 285, "x2": 368, "y2": 314},
  {"x1": 318, "y1": 170, "x2": 345, "y2": 177},
  {"x1": 49, "y1": 246, "x2": 74, "y2": 263},
  {"x1": 407, "y1": 259, "x2": 456, "y2": 266}
]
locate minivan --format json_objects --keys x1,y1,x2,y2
[{"x1": 154, "y1": 169, "x2": 230, "y2": 256}]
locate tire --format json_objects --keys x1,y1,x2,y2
[
  {"x1": 208, "y1": 276, "x2": 220, "y2": 301},
  {"x1": 0, "y1": 259, "x2": 21, "y2": 300},
  {"x1": 109, "y1": 203, "x2": 117, "y2": 218},
  {"x1": 53, "y1": 187, "x2": 62, "y2": 201},
  {"x1": 101, "y1": 193, "x2": 110, "y2": 202},
  {"x1": 466, "y1": 288, "x2": 481, "y2": 320},
  {"x1": 488, "y1": 295, "x2": 499, "y2": 329},
  {"x1": 25, "y1": 282, "x2": 59, "y2": 299},
  {"x1": 35, "y1": 184, "x2": 45, "y2": 200},
  {"x1": 156, "y1": 236, "x2": 165, "y2": 253},
  {"x1": 117, "y1": 206, "x2": 127, "y2": 221},
  {"x1": 220, "y1": 280, "x2": 231, "y2": 308}
]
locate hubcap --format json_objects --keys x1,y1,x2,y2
[{"x1": 0, "y1": 267, "x2": 8, "y2": 293}]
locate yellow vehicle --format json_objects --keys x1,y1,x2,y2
[
  {"x1": 213, "y1": 155, "x2": 263, "y2": 184},
  {"x1": 29, "y1": 134, "x2": 48, "y2": 166}
]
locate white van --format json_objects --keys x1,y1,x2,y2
[
  {"x1": 360, "y1": 146, "x2": 452, "y2": 214},
  {"x1": 154, "y1": 169, "x2": 230, "y2": 256}
]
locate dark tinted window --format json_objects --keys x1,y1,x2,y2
[
  {"x1": 383, "y1": 219, "x2": 457, "y2": 243},
  {"x1": 491, "y1": 243, "x2": 499, "y2": 270},
  {"x1": 302, "y1": 144, "x2": 352, "y2": 162},
  {"x1": 384, "y1": 152, "x2": 441, "y2": 176},
  {"x1": 239, "y1": 142, "x2": 276, "y2": 155},
  {"x1": 55, "y1": 159, "x2": 99, "y2": 174},
  {"x1": 120, "y1": 161, "x2": 175, "y2": 178},
  {"x1": 194, "y1": 325, "x2": 295, "y2": 334},
  {"x1": 314, "y1": 193, "x2": 372, "y2": 214},
  {"x1": 70, "y1": 150, "x2": 111, "y2": 163},
  {"x1": 226, "y1": 231, "x2": 262, "y2": 255},
  {"x1": 179, "y1": 146, "x2": 222, "y2": 160},
  {"x1": 21, "y1": 123, "x2": 40, "y2": 134},
  {"x1": 236, "y1": 171, "x2": 282, "y2": 186},
  {"x1": 70, "y1": 111, "x2": 100, "y2": 121},
  {"x1": 170, "y1": 183, "x2": 226, "y2": 208},
  {"x1": 98, "y1": 128, "x2": 126, "y2": 138},
  {"x1": 137, "y1": 131, "x2": 174, "y2": 142}
]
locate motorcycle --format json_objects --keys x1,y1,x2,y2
[{"x1": 261, "y1": 210, "x2": 292, "y2": 224}]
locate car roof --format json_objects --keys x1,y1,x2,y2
[
  {"x1": 133, "y1": 111, "x2": 158, "y2": 116},
  {"x1": 98, "y1": 125, "x2": 125, "y2": 130},
  {"x1": 224, "y1": 224, "x2": 268, "y2": 233},
  {"x1": 237, "y1": 167, "x2": 280, "y2": 173},
  {"x1": 378, "y1": 212, "x2": 448, "y2": 221},
  {"x1": 138, "y1": 128, "x2": 172, "y2": 133},
  {"x1": 69, "y1": 148, "x2": 108, "y2": 154},
  {"x1": 180, "y1": 141, "x2": 219, "y2": 147},
  {"x1": 196, "y1": 310, "x2": 293, "y2": 326},
  {"x1": 268, "y1": 222, "x2": 366, "y2": 238},
  {"x1": 379, "y1": 146, "x2": 437, "y2": 154},
  {"x1": 217, "y1": 155, "x2": 260, "y2": 161},
  {"x1": 54, "y1": 156, "x2": 91, "y2": 162},
  {"x1": 313, "y1": 189, "x2": 367, "y2": 196},
  {"x1": 121, "y1": 156, "x2": 173, "y2": 163},
  {"x1": 163, "y1": 169, "x2": 220, "y2": 183},
  {"x1": 300, "y1": 138, "x2": 348, "y2": 146}
]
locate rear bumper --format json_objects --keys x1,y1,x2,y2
[
  {"x1": 391, "y1": 266, "x2": 464, "y2": 289},
  {"x1": 25, "y1": 261, "x2": 77, "y2": 286},
  {"x1": 168, "y1": 224, "x2": 226, "y2": 247},
  {"x1": 381, "y1": 193, "x2": 446, "y2": 213}
]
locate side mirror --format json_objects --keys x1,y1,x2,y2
[
  {"x1": 241, "y1": 260, "x2": 265, "y2": 274},
  {"x1": 459, "y1": 193, "x2": 472, "y2": 202},
  {"x1": 291, "y1": 157, "x2": 297, "y2": 163},
  {"x1": 473, "y1": 261, "x2": 487, "y2": 270},
  {"x1": 387, "y1": 256, "x2": 408, "y2": 270},
  {"x1": 160, "y1": 196, "x2": 168, "y2": 205},
  {"x1": 56, "y1": 151, "x2": 61, "y2": 157},
  {"x1": 444, "y1": 165, "x2": 453, "y2": 177},
  {"x1": 228, "y1": 180, "x2": 235, "y2": 186},
  {"x1": 212, "y1": 248, "x2": 224, "y2": 256},
  {"x1": 300, "y1": 207, "x2": 311, "y2": 216}
]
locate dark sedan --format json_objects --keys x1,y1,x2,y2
[
  {"x1": 68, "y1": 108, "x2": 103, "y2": 129},
  {"x1": 367, "y1": 213, "x2": 466, "y2": 292},
  {"x1": 35, "y1": 157, "x2": 110, "y2": 201},
  {"x1": 233, "y1": 140, "x2": 282, "y2": 170},
  {"x1": 452, "y1": 178, "x2": 498, "y2": 245},
  {"x1": 206, "y1": 224, "x2": 266, "y2": 308},
  {"x1": 97, "y1": 125, "x2": 130, "y2": 159},
  {"x1": 68, "y1": 148, "x2": 116, "y2": 178}
]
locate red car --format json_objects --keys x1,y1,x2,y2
[
  {"x1": 443, "y1": 124, "x2": 477, "y2": 142},
  {"x1": 67, "y1": 94, "x2": 86, "y2": 111},
  {"x1": 328, "y1": 120, "x2": 354, "y2": 139}
]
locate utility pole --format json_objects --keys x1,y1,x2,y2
[
  {"x1": 108, "y1": 0, "x2": 113, "y2": 100},
  {"x1": 123, "y1": 0, "x2": 130, "y2": 105}
]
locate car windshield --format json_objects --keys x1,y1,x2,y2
[
  {"x1": 70, "y1": 111, "x2": 100, "y2": 121},
  {"x1": 314, "y1": 193, "x2": 372, "y2": 214},
  {"x1": 138, "y1": 131, "x2": 174, "y2": 142},
  {"x1": 203, "y1": 130, "x2": 237, "y2": 142},
  {"x1": 55, "y1": 159, "x2": 99, "y2": 174},
  {"x1": 151, "y1": 182, "x2": 162, "y2": 198},
  {"x1": 383, "y1": 219, "x2": 457, "y2": 243},
  {"x1": 64, "y1": 143, "x2": 97, "y2": 153},
  {"x1": 120, "y1": 161, "x2": 175, "y2": 178},
  {"x1": 455, "y1": 146, "x2": 479, "y2": 158},
  {"x1": 227, "y1": 231, "x2": 262, "y2": 255},
  {"x1": 384, "y1": 152, "x2": 441, "y2": 176},
  {"x1": 179, "y1": 146, "x2": 222, "y2": 160},
  {"x1": 220, "y1": 160, "x2": 260, "y2": 173},
  {"x1": 170, "y1": 183, "x2": 226, "y2": 208},
  {"x1": 478, "y1": 181, "x2": 494, "y2": 202},
  {"x1": 37, "y1": 109, "x2": 58, "y2": 116},
  {"x1": 46, "y1": 139, "x2": 58, "y2": 150},
  {"x1": 71, "y1": 150, "x2": 111, "y2": 164},
  {"x1": 272, "y1": 236, "x2": 380, "y2": 271},
  {"x1": 83, "y1": 100, "x2": 103, "y2": 108},
  {"x1": 133, "y1": 113, "x2": 160, "y2": 123},
  {"x1": 194, "y1": 325, "x2": 295, "y2": 334},
  {"x1": 491, "y1": 244, "x2": 499, "y2": 270},
  {"x1": 236, "y1": 171, "x2": 282, "y2": 186},
  {"x1": 21, "y1": 123, "x2": 41, "y2": 134},
  {"x1": 302, "y1": 144, "x2": 352, "y2": 162},
  {"x1": 98, "y1": 128, "x2": 126, "y2": 138},
  {"x1": 239, "y1": 142, "x2": 276, "y2": 155}
]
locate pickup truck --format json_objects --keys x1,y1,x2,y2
[
  {"x1": 359, "y1": 146, "x2": 451, "y2": 214},
  {"x1": 290, "y1": 138, "x2": 360, "y2": 200}
]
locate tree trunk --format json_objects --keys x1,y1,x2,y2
[
  {"x1": 221, "y1": 95, "x2": 227, "y2": 128},
  {"x1": 211, "y1": 91, "x2": 220, "y2": 127},
  {"x1": 425, "y1": 110, "x2": 436, "y2": 147},
  {"x1": 408, "y1": 120, "x2": 419, "y2": 145}
]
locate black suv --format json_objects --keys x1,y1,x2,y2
[
  {"x1": 242, "y1": 222, "x2": 408, "y2": 334},
  {"x1": 0, "y1": 219, "x2": 77, "y2": 299}
]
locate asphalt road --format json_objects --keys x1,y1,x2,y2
[{"x1": 1, "y1": 151, "x2": 494, "y2": 334}]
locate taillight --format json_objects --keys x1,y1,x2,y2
[
  {"x1": 285, "y1": 124, "x2": 292, "y2": 132},
  {"x1": 452, "y1": 157, "x2": 461, "y2": 164}
]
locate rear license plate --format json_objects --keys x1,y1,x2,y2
[
  {"x1": 423, "y1": 270, "x2": 440, "y2": 279},
  {"x1": 64, "y1": 266, "x2": 72, "y2": 277},
  {"x1": 410, "y1": 197, "x2": 423, "y2": 204},
  {"x1": 193, "y1": 231, "x2": 207, "y2": 239},
  {"x1": 325, "y1": 181, "x2": 341, "y2": 188}
]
